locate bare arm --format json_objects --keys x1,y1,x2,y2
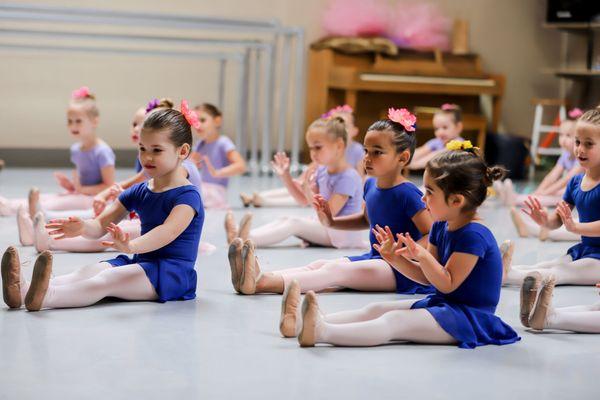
[
  {"x1": 104, "y1": 204, "x2": 196, "y2": 254},
  {"x1": 535, "y1": 164, "x2": 563, "y2": 194},
  {"x1": 409, "y1": 145, "x2": 435, "y2": 170},
  {"x1": 204, "y1": 150, "x2": 247, "y2": 178},
  {"x1": 541, "y1": 165, "x2": 584, "y2": 196},
  {"x1": 314, "y1": 195, "x2": 369, "y2": 230}
]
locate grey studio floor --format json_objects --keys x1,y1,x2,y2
[{"x1": 1, "y1": 167, "x2": 599, "y2": 400}]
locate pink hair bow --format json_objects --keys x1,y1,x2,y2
[
  {"x1": 441, "y1": 103, "x2": 457, "y2": 111},
  {"x1": 568, "y1": 108, "x2": 583, "y2": 119},
  {"x1": 180, "y1": 100, "x2": 200, "y2": 129},
  {"x1": 321, "y1": 104, "x2": 354, "y2": 118},
  {"x1": 388, "y1": 107, "x2": 416, "y2": 132},
  {"x1": 71, "y1": 86, "x2": 90, "y2": 99}
]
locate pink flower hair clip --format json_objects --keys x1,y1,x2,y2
[
  {"x1": 180, "y1": 100, "x2": 200, "y2": 129},
  {"x1": 71, "y1": 86, "x2": 90, "y2": 100},
  {"x1": 321, "y1": 104, "x2": 354, "y2": 119},
  {"x1": 441, "y1": 103, "x2": 457, "y2": 111},
  {"x1": 388, "y1": 107, "x2": 416, "y2": 132},
  {"x1": 568, "y1": 108, "x2": 583, "y2": 120}
]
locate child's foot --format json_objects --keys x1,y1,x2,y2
[
  {"x1": 520, "y1": 272, "x2": 542, "y2": 328},
  {"x1": 510, "y1": 207, "x2": 529, "y2": 238},
  {"x1": 252, "y1": 193, "x2": 262, "y2": 208},
  {"x1": 17, "y1": 205, "x2": 34, "y2": 246},
  {"x1": 240, "y1": 193, "x2": 253, "y2": 208},
  {"x1": 239, "y1": 240, "x2": 259, "y2": 295},
  {"x1": 298, "y1": 291, "x2": 320, "y2": 347},
  {"x1": 33, "y1": 212, "x2": 50, "y2": 253},
  {"x1": 224, "y1": 211, "x2": 238, "y2": 245},
  {"x1": 28, "y1": 187, "x2": 40, "y2": 218},
  {"x1": 238, "y1": 213, "x2": 253, "y2": 241},
  {"x1": 499, "y1": 240, "x2": 515, "y2": 281},
  {"x1": 24, "y1": 251, "x2": 53, "y2": 311},
  {"x1": 228, "y1": 238, "x2": 244, "y2": 293},
  {"x1": 528, "y1": 276, "x2": 556, "y2": 331},
  {"x1": 2, "y1": 246, "x2": 22, "y2": 308},
  {"x1": 280, "y1": 279, "x2": 301, "y2": 337}
]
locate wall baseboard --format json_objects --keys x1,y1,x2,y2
[{"x1": 0, "y1": 148, "x2": 138, "y2": 168}]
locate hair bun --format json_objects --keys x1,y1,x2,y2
[
  {"x1": 486, "y1": 166, "x2": 506, "y2": 182},
  {"x1": 158, "y1": 98, "x2": 174, "y2": 109}
]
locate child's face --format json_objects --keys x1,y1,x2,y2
[
  {"x1": 558, "y1": 120, "x2": 575, "y2": 154},
  {"x1": 334, "y1": 112, "x2": 359, "y2": 139},
  {"x1": 138, "y1": 129, "x2": 188, "y2": 178},
  {"x1": 305, "y1": 128, "x2": 342, "y2": 165},
  {"x1": 433, "y1": 113, "x2": 462, "y2": 143},
  {"x1": 574, "y1": 122, "x2": 600, "y2": 169},
  {"x1": 362, "y1": 130, "x2": 408, "y2": 177},
  {"x1": 67, "y1": 105, "x2": 98, "y2": 142},
  {"x1": 130, "y1": 107, "x2": 146, "y2": 144},
  {"x1": 422, "y1": 169, "x2": 462, "y2": 222},
  {"x1": 194, "y1": 110, "x2": 221, "y2": 140}
]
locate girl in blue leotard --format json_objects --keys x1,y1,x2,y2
[
  {"x1": 504, "y1": 106, "x2": 600, "y2": 288},
  {"x1": 297, "y1": 140, "x2": 520, "y2": 349},
  {"x1": 2, "y1": 102, "x2": 204, "y2": 311}
]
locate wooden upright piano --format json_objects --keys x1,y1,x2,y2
[{"x1": 305, "y1": 47, "x2": 505, "y2": 152}]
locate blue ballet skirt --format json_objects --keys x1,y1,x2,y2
[
  {"x1": 411, "y1": 221, "x2": 520, "y2": 349},
  {"x1": 346, "y1": 178, "x2": 433, "y2": 295},
  {"x1": 563, "y1": 174, "x2": 600, "y2": 261},
  {"x1": 104, "y1": 182, "x2": 204, "y2": 303},
  {"x1": 411, "y1": 296, "x2": 520, "y2": 349}
]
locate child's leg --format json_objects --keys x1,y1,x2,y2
[
  {"x1": 0, "y1": 196, "x2": 26, "y2": 216},
  {"x1": 545, "y1": 226, "x2": 580, "y2": 242},
  {"x1": 45, "y1": 208, "x2": 95, "y2": 220},
  {"x1": 42, "y1": 264, "x2": 157, "y2": 309},
  {"x1": 254, "y1": 195, "x2": 299, "y2": 207},
  {"x1": 512, "y1": 254, "x2": 573, "y2": 270},
  {"x1": 506, "y1": 257, "x2": 600, "y2": 285},
  {"x1": 546, "y1": 302, "x2": 600, "y2": 333},
  {"x1": 324, "y1": 299, "x2": 418, "y2": 324},
  {"x1": 318, "y1": 307, "x2": 455, "y2": 346},
  {"x1": 276, "y1": 258, "x2": 347, "y2": 276},
  {"x1": 40, "y1": 193, "x2": 94, "y2": 212},
  {"x1": 266, "y1": 259, "x2": 396, "y2": 293},
  {"x1": 249, "y1": 217, "x2": 332, "y2": 247},
  {"x1": 50, "y1": 262, "x2": 112, "y2": 285}
]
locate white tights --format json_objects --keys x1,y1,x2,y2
[
  {"x1": 40, "y1": 262, "x2": 157, "y2": 309},
  {"x1": 276, "y1": 258, "x2": 397, "y2": 293},
  {"x1": 316, "y1": 299, "x2": 456, "y2": 346},
  {"x1": 504, "y1": 255, "x2": 600, "y2": 285},
  {"x1": 255, "y1": 188, "x2": 299, "y2": 207},
  {"x1": 518, "y1": 216, "x2": 579, "y2": 241},
  {"x1": 0, "y1": 193, "x2": 93, "y2": 216},
  {"x1": 250, "y1": 216, "x2": 332, "y2": 247},
  {"x1": 546, "y1": 302, "x2": 600, "y2": 333}
]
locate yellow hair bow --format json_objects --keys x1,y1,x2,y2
[{"x1": 446, "y1": 140, "x2": 477, "y2": 151}]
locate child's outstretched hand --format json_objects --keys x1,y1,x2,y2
[
  {"x1": 54, "y1": 172, "x2": 75, "y2": 193},
  {"x1": 201, "y1": 156, "x2": 219, "y2": 177},
  {"x1": 271, "y1": 152, "x2": 290, "y2": 176},
  {"x1": 45, "y1": 216, "x2": 85, "y2": 239},
  {"x1": 313, "y1": 194, "x2": 333, "y2": 226},
  {"x1": 101, "y1": 223, "x2": 133, "y2": 253},
  {"x1": 556, "y1": 201, "x2": 577, "y2": 233},
  {"x1": 522, "y1": 196, "x2": 549, "y2": 227},
  {"x1": 396, "y1": 232, "x2": 427, "y2": 261},
  {"x1": 372, "y1": 225, "x2": 403, "y2": 264}
]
